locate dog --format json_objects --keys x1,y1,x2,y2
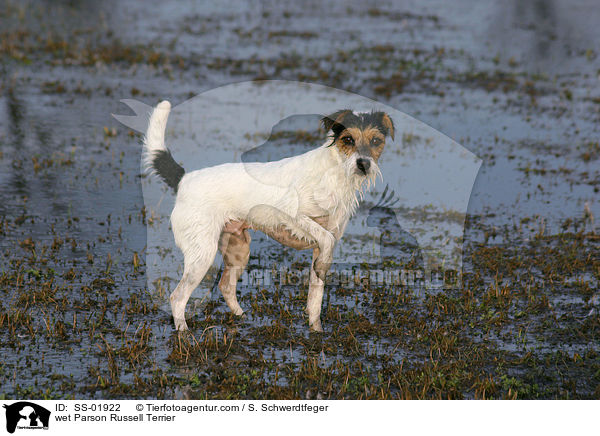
[{"x1": 144, "y1": 101, "x2": 394, "y2": 331}]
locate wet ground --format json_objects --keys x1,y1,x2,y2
[{"x1": 1, "y1": 0, "x2": 599, "y2": 399}]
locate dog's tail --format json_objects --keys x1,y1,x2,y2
[{"x1": 143, "y1": 100, "x2": 185, "y2": 192}]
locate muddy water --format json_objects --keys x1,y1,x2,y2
[{"x1": 0, "y1": 0, "x2": 598, "y2": 399}]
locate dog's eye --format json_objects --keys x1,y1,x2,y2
[
  {"x1": 342, "y1": 136, "x2": 354, "y2": 145},
  {"x1": 370, "y1": 138, "x2": 382, "y2": 147}
]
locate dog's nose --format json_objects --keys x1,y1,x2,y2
[{"x1": 356, "y1": 158, "x2": 370, "y2": 174}]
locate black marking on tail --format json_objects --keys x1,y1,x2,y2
[{"x1": 153, "y1": 149, "x2": 185, "y2": 192}]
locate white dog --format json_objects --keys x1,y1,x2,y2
[{"x1": 144, "y1": 101, "x2": 394, "y2": 331}]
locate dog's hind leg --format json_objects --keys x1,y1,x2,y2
[
  {"x1": 217, "y1": 228, "x2": 250, "y2": 316},
  {"x1": 170, "y1": 240, "x2": 218, "y2": 331},
  {"x1": 306, "y1": 247, "x2": 325, "y2": 332}
]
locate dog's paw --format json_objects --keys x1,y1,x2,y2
[
  {"x1": 309, "y1": 319, "x2": 324, "y2": 333},
  {"x1": 173, "y1": 317, "x2": 189, "y2": 331}
]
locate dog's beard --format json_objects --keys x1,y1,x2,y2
[{"x1": 343, "y1": 154, "x2": 381, "y2": 199}]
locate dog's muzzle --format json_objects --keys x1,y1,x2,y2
[{"x1": 356, "y1": 158, "x2": 371, "y2": 175}]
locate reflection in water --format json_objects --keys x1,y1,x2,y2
[
  {"x1": 7, "y1": 88, "x2": 25, "y2": 143},
  {"x1": 6, "y1": 89, "x2": 29, "y2": 197},
  {"x1": 513, "y1": 0, "x2": 557, "y2": 59},
  {"x1": 489, "y1": 0, "x2": 583, "y2": 73},
  {"x1": 3, "y1": 86, "x2": 68, "y2": 214}
]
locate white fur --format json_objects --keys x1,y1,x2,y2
[
  {"x1": 145, "y1": 101, "x2": 380, "y2": 332},
  {"x1": 143, "y1": 100, "x2": 171, "y2": 172}
]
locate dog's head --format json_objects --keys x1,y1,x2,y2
[{"x1": 322, "y1": 109, "x2": 394, "y2": 179}]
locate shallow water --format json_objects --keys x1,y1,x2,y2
[{"x1": 0, "y1": 0, "x2": 599, "y2": 399}]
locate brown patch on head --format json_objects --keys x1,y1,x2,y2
[
  {"x1": 380, "y1": 113, "x2": 395, "y2": 140},
  {"x1": 334, "y1": 126, "x2": 387, "y2": 161},
  {"x1": 335, "y1": 127, "x2": 359, "y2": 157},
  {"x1": 365, "y1": 127, "x2": 386, "y2": 160}
]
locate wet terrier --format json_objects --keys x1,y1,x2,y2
[{"x1": 144, "y1": 101, "x2": 394, "y2": 331}]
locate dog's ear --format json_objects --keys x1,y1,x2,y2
[
  {"x1": 321, "y1": 109, "x2": 353, "y2": 136},
  {"x1": 374, "y1": 112, "x2": 395, "y2": 140}
]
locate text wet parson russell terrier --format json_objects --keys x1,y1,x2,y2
[{"x1": 144, "y1": 101, "x2": 394, "y2": 331}]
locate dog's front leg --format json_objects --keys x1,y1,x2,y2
[
  {"x1": 297, "y1": 216, "x2": 335, "y2": 281},
  {"x1": 306, "y1": 247, "x2": 326, "y2": 332}
]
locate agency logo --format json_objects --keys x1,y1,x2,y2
[
  {"x1": 113, "y1": 81, "x2": 481, "y2": 312},
  {"x1": 2, "y1": 402, "x2": 50, "y2": 434}
]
